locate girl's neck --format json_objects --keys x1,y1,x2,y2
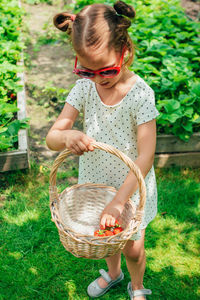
[{"x1": 95, "y1": 70, "x2": 137, "y2": 106}]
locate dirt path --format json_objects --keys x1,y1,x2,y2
[
  {"x1": 23, "y1": 0, "x2": 77, "y2": 166},
  {"x1": 181, "y1": 0, "x2": 200, "y2": 21}
]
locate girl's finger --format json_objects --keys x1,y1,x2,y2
[
  {"x1": 82, "y1": 136, "x2": 95, "y2": 151},
  {"x1": 72, "y1": 144, "x2": 84, "y2": 155},
  {"x1": 89, "y1": 138, "x2": 96, "y2": 151},
  {"x1": 100, "y1": 215, "x2": 107, "y2": 229},
  {"x1": 109, "y1": 217, "x2": 116, "y2": 227},
  {"x1": 77, "y1": 141, "x2": 88, "y2": 152},
  {"x1": 88, "y1": 143, "x2": 94, "y2": 151},
  {"x1": 105, "y1": 216, "x2": 115, "y2": 228}
]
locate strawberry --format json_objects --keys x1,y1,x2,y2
[
  {"x1": 94, "y1": 230, "x2": 106, "y2": 237},
  {"x1": 105, "y1": 230, "x2": 114, "y2": 236},
  {"x1": 94, "y1": 230, "x2": 100, "y2": 236},
  {"x1": 10, "y1": 93, "x2": 16, "y2": 100},
  {"x1": 115, "y1": 220, "x2": 123, "y2": 228},
  {"x1": 113, "y1": 227, "x2": 123, "y2": 235},
  {"x1": 94, "y1": 220, "x2": 123, "y2": 236},
  {"x1": 98, "y1": 230, "x2": 106, "y2": 237}
]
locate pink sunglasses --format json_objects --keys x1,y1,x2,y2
[{"x1": 73, "y1": 48, "x2": 126, "y2": 79}]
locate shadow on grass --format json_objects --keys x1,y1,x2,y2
[{"x1": 0, "y1": 166, "x2": 199, "y2": 299}]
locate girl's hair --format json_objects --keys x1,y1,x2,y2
[{"x1": 53, "y1": 1, "x2": 136, "y2": 66}]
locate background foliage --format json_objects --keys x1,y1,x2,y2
[{"x1": 74, "y1": 0, "x2": 200, "y2": 141}]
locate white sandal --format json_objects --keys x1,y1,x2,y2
[
  {"x1": 87, "y1": 269, "x2": 124, "y2": 298},
  {"x1": 127, "y1": 282, "x2": 152, "y2": 299}
]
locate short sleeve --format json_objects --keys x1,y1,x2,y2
[
  {"x1": 65, "y1": 79, "x2": 86, "y2": 112},
  {"x1": 136, "y1": 87, "x2": 159, "y2": 125}
]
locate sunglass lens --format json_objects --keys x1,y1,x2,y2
[
  {"x1": 100, "y1": 69, "x2": 118, "y2": 77},
  {"x1": 78, "y1": 71, "x2": 95, "y2": 78}
]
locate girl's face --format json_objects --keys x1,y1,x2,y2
[{"x1": 75, "y1": 47, "x2": 127, "y2": 89}]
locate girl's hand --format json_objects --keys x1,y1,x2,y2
[
  {"x1": 64, "y1": 130, "x2": 95, "y2": 155},
  {"x1": 100, "y1": 199, "x2": 125, "y2": 229}
]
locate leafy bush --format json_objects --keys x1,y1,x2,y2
[
  {"x1": 74, "y1": 0, "x2": 200, "y2": 140},
  {"x1": 0, "y1": 0, "x2": 29, "y2": 151}
]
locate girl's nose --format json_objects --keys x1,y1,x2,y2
[{"x1": 93, "y1": 74, "x2": 105, "y2": 84}]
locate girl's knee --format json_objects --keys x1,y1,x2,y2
[
  {"x1": 123, "y1": 249, "x2": 144, "y2": 262},
  {"x1": 122, "y1": 240, "x2": 145, "y2": 262}
]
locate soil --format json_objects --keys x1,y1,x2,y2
[
  {"x1": 181, "y1": 0, "x2": 200, "y2": 20},
  {"x1": 23, "y1": 1, "x2": 77, "y2": 166},
  {"x1": 22, "y1": 0, "x2": 200, "y2": 167}
]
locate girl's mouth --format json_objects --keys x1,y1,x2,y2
[{"x1": 99, "y1": 82, "x2": 109, "y2": 86}]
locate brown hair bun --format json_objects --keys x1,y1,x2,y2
[
  {"x1": 114, "y1": 1, "x2": 136, "y2": 19},
  {"x1": 53, "y1": 12, "x2": 73, "y2": 34}
]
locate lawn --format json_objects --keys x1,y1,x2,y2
[{"x1": 0, "y1": 161, "x2": 199, "y2": 300}]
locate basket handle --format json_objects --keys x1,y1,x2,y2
[{"x1": 49, "y1": 141, "x2": 146, "y2": 212}]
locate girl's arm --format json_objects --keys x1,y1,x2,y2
[
  {"x1": 100, "y1": 119, "x2": 157, "y2": 228},
  {"x1": 46, "y1": 102, "x2": 94, "y2": 154}
]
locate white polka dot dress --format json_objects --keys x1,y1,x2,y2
[{"x1": 66, "y1": 75, "x2": 159, "y2": 240}]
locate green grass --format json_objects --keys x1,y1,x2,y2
[{"x1": 0, "y1": 162, "x2": 199, "y2": 299}]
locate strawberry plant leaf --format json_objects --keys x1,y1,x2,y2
[
  {"x1": 181, "y1": 122, "x2": 193, "y2": 133},
  {"x1": 164, "y1": 100, "x2": 180, "y2": 113}
]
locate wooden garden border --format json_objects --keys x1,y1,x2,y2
[
  {"x1": 0, "y1": 61, "x2": 29, "y2": 172},
  {"x1": 155, "y1": 133, "x2": 200, "y2": 168},
  {"x1": 0, "y1": 0, "x2": 29, "y2": 172}
]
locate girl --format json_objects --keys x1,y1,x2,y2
[{"x1": 46, "y1": 1, "x2": 159, "y2": 299}]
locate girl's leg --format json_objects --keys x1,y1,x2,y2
[
  {"x1": 98, "y1": 251, "x2": 122, "y2": 288},
  {"x1": 122, "y1": 229, "x2": 146, "y2": 300}
]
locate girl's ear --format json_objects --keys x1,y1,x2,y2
[
  {"x1": 123, "y1": 46, "x2": 132, "y2": 66},
  {"x1": 53, "y1": 12, "x2": 72, "y2": 33}
]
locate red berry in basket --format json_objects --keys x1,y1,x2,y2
[
  {"x1": 94, "y1": 230, "x2": 106, "y2": 237},
  {"x1": 113, "y1": 227, "x2": 123, "y2": 235},
  {"x1": 98, "y1": 231, "x2": 106, "y2": 237},
  {"x1": 94, "y1": 230, "x2": 100, "y2": 236},
  {"x1": 115, "y1": 220, "x2": 122, "y2": 227},
  {"x1": 105, "y1": 230, "x2": 114, "y2": 236}
]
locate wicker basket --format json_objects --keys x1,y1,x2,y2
[{"x1": 49, "y1": 141, "x2": 146, "y2": 259}]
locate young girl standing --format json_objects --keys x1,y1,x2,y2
[{"x1": 46, "y1": 1, "x2": 159, "y2": 299}]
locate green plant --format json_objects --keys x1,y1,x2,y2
[
  {"x1": 0, "y1": 0, "x2": 29, "y2": 151},
  {"x1": 42, "y1": 83, "x2": 70, "y2": 101},
  {"x1": 74, "y1": 0, "x2": 200, "y2": 141},
  {"x1": 26, "y1": 82, "x2": 71, "y2": 110}
]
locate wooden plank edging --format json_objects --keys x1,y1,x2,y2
[
  {"x1": 156, "y1": 133, "x2": 200, "y2": 153},
  {"x1": 0, "y1": 68, "x2": 29, "y2": 172},
  {"x1": 0, "y1": 0, "x2": 29, "y2": 172},
  {"x1": 154, "y1": 152, "x2": 200, "y2": 168}
]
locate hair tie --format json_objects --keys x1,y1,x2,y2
[
  {"x1": 116, "y1": 12, "x2": 131, "y2": 22},
  {"x1": 70, "y1": 14, "x2": 76, "y2": 22}
]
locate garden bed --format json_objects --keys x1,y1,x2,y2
[
  {"x1": 155, "y1": 133, "x2": 200, "y2": 168},
  {"x1": 0, "y1": 64, "x2": 29, "y2": 172}
]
